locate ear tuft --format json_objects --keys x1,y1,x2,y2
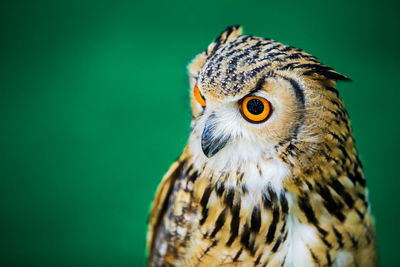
[
  {"x1": 302, "y1": 64, "x2": 351, "y2": 82},
  {"x1": 206, "y1": 25, "x2": 243, "y2": 57},
  {"x1": 188, "y1": 25, "x2": 243, "y2": 88},
  {"x1": 325, "y1": 70, "x2": 351, "y2": 82}
]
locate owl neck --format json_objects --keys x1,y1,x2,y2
[
  {"x1": 183, "y1": 142, "x2": 291, "y2": 221},
  {"x1": 184, "y1": 125, "x2": 364, "y2": 209}
]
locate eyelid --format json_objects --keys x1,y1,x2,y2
[{"x1": 248, "y1": 91, "x2": 268, "y2": 98}]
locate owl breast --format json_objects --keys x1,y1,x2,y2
[{"x1": 152, "y1": 148, "x2": 323, "y2": 266}]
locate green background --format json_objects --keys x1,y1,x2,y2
[{"x1": 1, "y1": 0, "x2": 399, "y2": 266}]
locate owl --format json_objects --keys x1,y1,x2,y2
[{"x1": 146, "y1": 26, "x2": 377, "y2": 267}]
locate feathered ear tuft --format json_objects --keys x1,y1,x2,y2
[
  {"x1": 188, "y1": 25, "x2": 242, "y2": 88},
  {"x1": 327, "y1": 71, "x2": 351, "y2": 82},
  {"x1": 206, "y1": 25, "x2": 243, "y2": 57},
  {"x1": 302, "y1": 64, "x2": 351, "y2": 82}
]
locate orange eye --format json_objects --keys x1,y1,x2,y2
[
  {"x1": 240, "y1": 96, "x2": 271, "y2": 123},
  {"x1": 193, "y1": 83, "x2": 206, "y2": 107}
]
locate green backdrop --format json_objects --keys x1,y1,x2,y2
[{"x1": 1, "y1": 0, "x2": 399, "y2": 266}]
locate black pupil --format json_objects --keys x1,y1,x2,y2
[{"x1": 246, "y1": 99, "x2": 264, "y2": 115}]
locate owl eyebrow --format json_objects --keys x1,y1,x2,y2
[
  {"x1": 248, "y1": 71, "x2": 277, "y2": 95},
  {"x1": 248, "y1": 76, "x2": 267, "y2": 95}
]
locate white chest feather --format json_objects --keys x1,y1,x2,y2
[
  {"x1": 189, "y1": 141, "x2": 322, "y2": 266},
  {"x1": 241, "y1": 163, "x2": 320, "y2": 267},
  {"x1": 286, "y1": 193, "x2": 320, "y2": 267}
]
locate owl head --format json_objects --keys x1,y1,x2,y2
[{"x1": 187, "y1": 26, "x2": 350, "y2": 169}]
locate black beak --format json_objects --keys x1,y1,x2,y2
[{"x1": 201, "y1": 115, "x2": 230, "y2": 158}]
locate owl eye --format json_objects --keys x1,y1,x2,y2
[
  {"x1": 194, "y1": 83, "x2": 206, "y2": 107},
  {"x1": 240, "y1": 96, "x2": 271, "y2": 123}
]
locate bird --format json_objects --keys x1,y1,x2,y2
[{"x1": 146, "y1": 25, "x2": 377, "y2": 267}]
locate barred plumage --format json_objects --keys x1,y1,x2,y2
[{"x1": 147, "y1": 25, "x2": 377, "y2": 267}]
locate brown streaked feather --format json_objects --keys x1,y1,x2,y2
[
  {"x1": 148, "y1": 25, "x2": 377, "y2": 266},
  {"x1": 147, "y1": 152, "x2": 187, "y2": 264}
]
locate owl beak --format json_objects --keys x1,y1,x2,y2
[{"x1": 201, "y1": 115, "x2": 230, "y2": 158}]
